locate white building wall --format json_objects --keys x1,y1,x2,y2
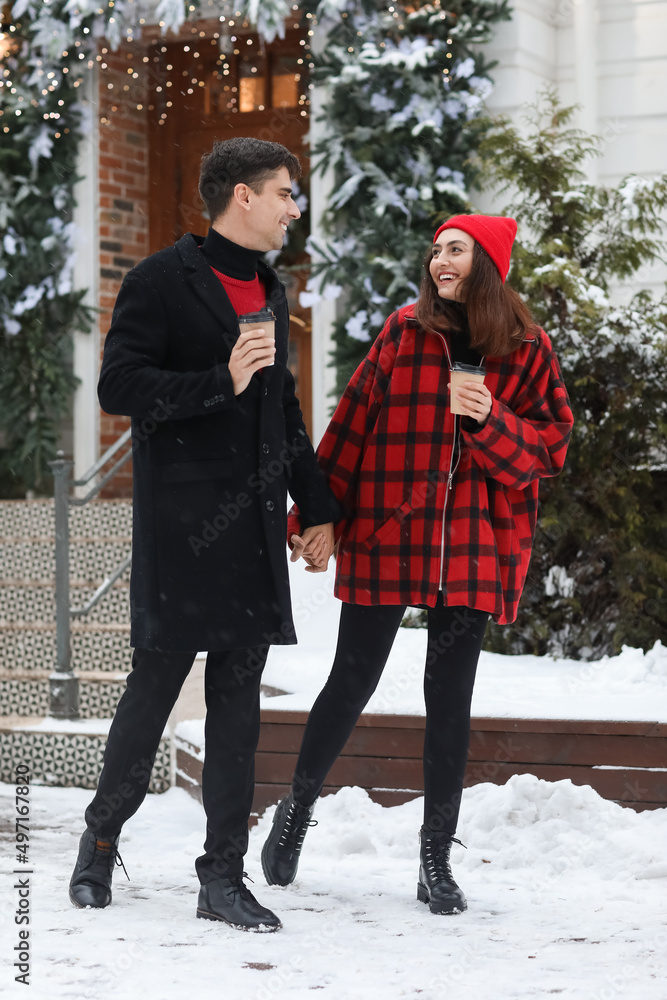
[
  {"x1": 307, "y1": 46, "x2": 339, "y2": 444},
  {"x1": 478, "y1": 0, "x2": 667, "y2": 301},
  {"x1": 483, "y1": 0, "x2": 667, "y2": 184},
  {"x1": 72, "y1": 69, "x2": 100, "y2": 479},
  {"x1": 479, "y1": 0, "x2": 559, "y2": 115}
]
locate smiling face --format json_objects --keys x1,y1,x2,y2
[
  {"x1": 224, "y1": 165, "x2": 301, "y2": 252},
  {"x1": 429, "y1": 228, "x2": 474, "y2": 301}
]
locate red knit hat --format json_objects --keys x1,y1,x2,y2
[{"x1": 433, "y1": 214, "x2": 517, "y2": 282}]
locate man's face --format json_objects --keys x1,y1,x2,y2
[{"x1": 235, "y1": 166, "x2": 301, "y2": 252}]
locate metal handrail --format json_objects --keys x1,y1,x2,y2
[
  {"x1": 70, "y1": 427, "x2": 133, "y2": 504},
  {"x1": 48, "y1": 431, "x2": 133, "y2": 719},
  {"x1": 72, "y1": 427, "x2": 132, "y2": 487},
  {"x1": 71, "y1": 552, "x2": 133, "y2": 618}
]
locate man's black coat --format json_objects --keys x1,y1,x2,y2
[{"x1": 98, "y1": 233, "x2": 340, "y2": 651}]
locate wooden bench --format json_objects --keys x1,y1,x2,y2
[{"x1": 175, "y1": 710, "x2": 667, "y2": 818}]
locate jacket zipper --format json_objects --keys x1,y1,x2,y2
[
  {"x1": 438, "y1": 416, "x2": 460, "y2": 588},
  {"x1": 433, "y1": 332, "x2": 456, "y2": 589},
  {"x1": 433, "y1": 330, "x2": 484, "y2": 590}
]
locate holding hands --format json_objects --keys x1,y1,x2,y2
[{"x1": 290, "y1": 522, "x2": 335, "y2": 573}]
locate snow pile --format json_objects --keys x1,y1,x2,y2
[
  {"x1": 259, "y1": 774, "x2": 666, "y2": 884},
  {"x1": 1, "y1": 777, "x2": 665, "y2": 999}
]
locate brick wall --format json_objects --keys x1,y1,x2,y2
[{"x1": 97, "y1": 38, "x2": 150, "y2": 497}]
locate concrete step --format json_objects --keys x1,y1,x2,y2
[
  {"x1": 0, "y1": 499, "x2": 55, "y2": 536},
  {"x1": 0, "y1": 498, "x2": 132, "y2": 536},
  {"x1": 0, "y1": 669, "x2": 129, "y2": 718},
  {"x1": 1, "y1": 653, "x2": 206, "y2": 718},
  {"x1": 0, "y1": 657, "x2": 206, "y2": 791},
  {"x1": 1, "y1": 498, "x2": 131, "y2": 589},
  {"x1": 0, "y1": 715, "x2": 171, "y2": 793},
  {"x1": 0, "y1": 581, "x2": 131, "y2": 625},
  {"x1": 0, "y1": 623, "x2": 131, "y2": 675},
  {"x1": 0, "y1": 539, "x2": 131, "y2": 586}
]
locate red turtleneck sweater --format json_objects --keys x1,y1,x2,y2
[{"x1": 210, "y1": 267, "x2": 266, "y2": 317}]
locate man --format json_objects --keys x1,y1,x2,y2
[{"x1": 69, "y1": 137, "x2": 339, "y2": 932}]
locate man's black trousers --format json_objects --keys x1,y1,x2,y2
[{"x1": 84, "y1": 645, "x2": 268, "y2": 883}]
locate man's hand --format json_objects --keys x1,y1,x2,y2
[
  {"x1": 229, "y1": 328, "x2": 275, "y2": 395},
  {"x1": 290, "y1": 523, "x2": 335, "y2": 573}
]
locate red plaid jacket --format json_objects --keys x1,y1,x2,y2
[{"x1": 290, "y1": 304, "x2": 573, "y2": 624}]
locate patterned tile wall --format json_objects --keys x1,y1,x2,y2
[
  {"x1": 0, "y1": 729, "x2": 172, "y2": 792},
  {"x1": 1, "y1": 628, "x2": 132, "y2": 678},
  {"x1": 1, "y1": 499, "x2": 133, "y2": 678},
  {"x1": 0, "y1": 677, "x2": 128, "y2": 718}
]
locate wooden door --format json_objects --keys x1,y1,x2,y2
[{"x1": 147, "y1": 25, "x2": 313, "y2": 431}]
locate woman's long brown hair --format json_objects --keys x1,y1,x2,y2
[{"x1": 414, "y1": 242, "x2": 536, "y2": 357}]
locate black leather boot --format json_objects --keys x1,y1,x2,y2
[
  {"x1": 261, "y1": 793, "x2": 317, "y2": 886},
  {"x1": 417, "y1": 827, "x2": 467, "y2": 914},
  {"x1": 197, "y1": 874, "x2": 281, "y2": 932},
  {"x1": 69, "y1": 830, "x2": 127, "y2": 909}
]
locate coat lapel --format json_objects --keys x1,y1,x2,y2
[
  {"x1": 176, "y1": 234, "x2": 241, "y2": 345},
  {"x1": 175, "y1": 235, "x2": 288, "y2": 375}
]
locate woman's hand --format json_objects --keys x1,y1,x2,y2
[
  {"x1": 290, "y1": 523, "x2": 335, "y2": 573},
  {"x1": 450, "y1": 380, "x2": 493, "y2": 425}
]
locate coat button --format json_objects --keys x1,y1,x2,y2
[
  {"x1": 264, "y1": 387, "x2": 269, "y2": 396},
  {"x1": 262, "y1": 443, "x2": 269, "y2": 454},
  {"x1": 265, "y1": 500, "x2": 275, "y2": 512}
]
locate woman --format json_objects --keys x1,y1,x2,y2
[{"x1": 261, "y1": 214, "x2": 574, "y2": 914}]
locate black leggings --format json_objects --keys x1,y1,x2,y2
[{"x1": 292, "y1": 601, "x2": 489, "y2": 834}]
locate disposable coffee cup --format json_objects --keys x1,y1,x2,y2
[
  {"x1": 238, "y1": 307, "x2": 276, "y2": 366},
  {"x1": 449, "y1": 362, "x2": 486, "y2": 415}
]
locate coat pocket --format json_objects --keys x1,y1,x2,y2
[
  {"x1": 161, "y1": 459, "x2": 233, "y2": 483},
  {"x1": 361, "y1": 498, "x2": 415, "y2": 552},
  {"x1": 487, "y1": 479, "x2": 521, "y2": 568}
]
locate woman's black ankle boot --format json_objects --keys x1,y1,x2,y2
[
  {"x1": 261, "y1": 794, "x2": 317, "y2": 886},
  {"x1": 417, "y1": 826, "x2": 467, "y2": 914}
]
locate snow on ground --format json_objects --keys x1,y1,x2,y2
[
  {"x1": 1, "y1": 778, "x2": 665, "y2": 1000},
  {"x1": 258, "y1": 561, "x2": 667, "y2": 721},
  {"x1": 5, "y1": 556, "x2": 665, "y2": 997}
]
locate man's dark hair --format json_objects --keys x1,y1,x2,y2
[{"x1": 199, "y1": 137, "x2": 301, "y2": 222}]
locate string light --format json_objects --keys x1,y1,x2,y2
[{"x1": 14, "y1": 0, "x2": 315, "y2": 136}]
